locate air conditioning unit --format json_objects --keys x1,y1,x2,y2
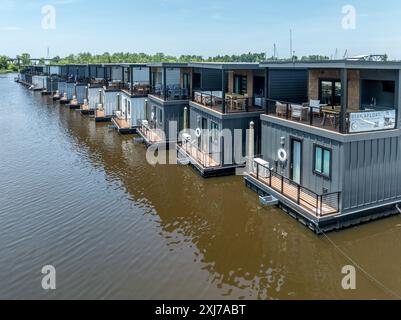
[
  {"x1": 254, "y1": 158, "x2": 270, "y2": 178},
  {"x1": 182, "y1": 133, "x2": 191, "y2": 142}
]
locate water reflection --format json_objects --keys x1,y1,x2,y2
[{"x1": 1, "y1": 74, "x2": 401, "y2": 299}]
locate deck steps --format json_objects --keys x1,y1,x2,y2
[{"x1": 259, "y1": 195, "x2": 279, "y2": 207}]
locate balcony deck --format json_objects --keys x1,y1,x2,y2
[
  {"x1": 250, "y1": 161, "x2": 341, "y2": 219},
  {"x1": 137, "y1": 125, "x2": 164, "y2": 145}
]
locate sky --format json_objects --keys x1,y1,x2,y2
[{"x1": 1, "y1": 0, "x2": 401, "y2": 59}]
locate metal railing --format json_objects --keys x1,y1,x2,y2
[
  {"x1": 265, "y1": 98, "x2": 398, "y2": 134},
  {"x1": 137, "y1": 120, "x2": 164, "y2": 144},
  {"x1": 179, "y1": 139, "x2": 222, "y2": 168},
  {"x1": 149, "y1": 85, "x2": 190, "y2": 101},
  {"x1": 253, "y1": 161, "x2": 341, "y2": 217},
  {"x1": 192, "y1": 91, "x2": 264, "y2": 114}
]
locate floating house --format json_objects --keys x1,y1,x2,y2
[
  {"x1": 136, "y1": 63, "x2": 191, "y2": 146},
  {"x1": 95, "y1": 64, "x2": 124, "y2": 122},
  {"x1": 177, "y1": 62, "x2": 308, "y2": 177},
  {"x1": 111, "y1": 63, "x2": 150, "y2": 134},
  {"x1": 84, "y1": 64, "x2": 107, "y2": 116},
  {"x1": 245, "y1": 60, "x2": 401, "y2": 233}
]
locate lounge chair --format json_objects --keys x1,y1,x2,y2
[{"x1": 276, "y1": 102, "x2": 288, "y2": 117}]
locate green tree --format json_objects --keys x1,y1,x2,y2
[
  {"x1": 0, "y1": 55, "x2": 9, "y2": 69},
  {"x1": 20, "y1": 53, "x2": 31, "y2": 66}
]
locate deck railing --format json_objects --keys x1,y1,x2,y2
[
  {"x1": 137, "y1": 120, "x2": 164, "y2": 144},
  {"x1": 192, "y1": 91, "x2": 264, "y2": 114},
  {"x1": 149, "y1": 85, "x2": 190, "y2": 101},
  {"x1": 265, "y1": 98, "x2": 397, "y2": 134},
  {"x1": 179, "y1": 139, "x2": 222, "y2": 168},
  {"x1": 252, "y1": 161, "x2": 341, "y2": 217}
]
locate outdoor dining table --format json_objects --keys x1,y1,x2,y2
[{"x1": 321, "y1": 108, "x2": 341, "y2": 128}]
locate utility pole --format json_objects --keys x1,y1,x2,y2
[{"x1": 290, "y1": 29, "x2": 293, "y2": 59}]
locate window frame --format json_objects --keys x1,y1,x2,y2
[{"x1": 313, "y1": 144, "x2": 332, "y2": 180}]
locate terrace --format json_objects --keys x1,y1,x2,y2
[
  {"x1": 262, "y1": 62, "x2": 399, "y2": 134},
  {"x1": 188, "y1": 63, "x2": 265, "y2": 114},
  {"x1": 137, "y1": 120, "x2": 164, "y2": 144},
  {"x1": 148, "y1": 63, "x2": 191, "y2": 102},
  {"x1": 250, "y1": 159, "x2": 341, "y2": 218}
]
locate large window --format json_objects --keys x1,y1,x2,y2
[
  {"x1": 319, "y1": 80, "x2": 341, "y2": 106},
  {"x1": 314, "y1": 145, "x2": 331, "y2": 178},
  {"x1": 210, "y1": 121, "x2": 219, "y2": 144},
  {"x1": 158, "y1": 109, "x2": 163, "y2": 125},
  {"x1": 234, "y1": 75, "x2": 247, "y2": 95}
]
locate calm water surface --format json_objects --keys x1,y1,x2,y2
[{"x1": 1, "y1": 74, "x2": 401, "y2": 300}]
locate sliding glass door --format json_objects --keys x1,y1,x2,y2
[{"x1": 320, "y1": 80, "x2": 341, "y2": 106}]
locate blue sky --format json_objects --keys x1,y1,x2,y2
[{"x1": 1, "y1": 0, "x2": 401, "y2": 59}]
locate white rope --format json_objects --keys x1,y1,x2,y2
[{"x1": 318, "y1": 227, "x2": 401, "y2": 300}]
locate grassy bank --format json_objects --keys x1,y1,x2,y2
[{"x1": 0, "y1": 69, "x2": 13, "y2": 74}]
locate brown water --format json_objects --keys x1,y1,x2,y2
[{"x1": 1, "y1": 73, "x2": 401, "y2": 300}]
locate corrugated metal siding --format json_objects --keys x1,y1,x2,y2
[
  {"x1": 88, "y1": 88, "x2": 101, "y2": 109},
  {"x1": 76, "y1": 85, "x2": 87, "y2": 103},
  {"x1": 261, "y1": 120, "x2": 342, "y2": 195},
  {"x1": 58, "y1": 81, "x2": 67, "y2": 95},
  {"x1": 66, "y1": 83, "x2": 75, "y2": 100},
  {"x1": 122, "y1": 96, "x2": 146, "y2": 127},
  {"x1": 164, "y1": 68, "x2": 180, "y2": 86},
  {"x1": 193, "y1": 68, "x2": 222, "y2": 90},
  {"x1": 342, "y1": 136, "x2": 401, "y2": 211},
  {"x1": 32, "y1": 76, "x2": 47, "y2": 89},
  {"x1": 269, "y1": 69, "x2": 308, "y2": 102},
  {"x1": 103, "y1": 91, "x2": 119, "y2": 116}
]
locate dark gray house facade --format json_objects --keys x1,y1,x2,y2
[
  {"x1": 246, "y1": 60, "x2": 401, "y2": 233},
  {"x1": 178, "y1": 62, "x2": 308, "y2": 177}
]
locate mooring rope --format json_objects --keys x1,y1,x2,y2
[{"x1": 318, "y1": 227, "x2": 401, "y2": 300}]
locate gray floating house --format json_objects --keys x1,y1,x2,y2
[
  {"x1": 85, "y1": 64, "x2": 107, "y2": 115},
  {"x1": 111, "y1": 63, "x2": 150, "y2": 134},
  {"x1": 137, "y1": 63, "x2": 191, "y2": 146},
  {"x1": 94, "y1": 64, "x2": 124, "y2": 122},
  {"x1": 245, "y1": 60, "x2": 401, "y2": 233},
  {"x1": 178, "y1": 62, "x2": 308, "y2": 177}
]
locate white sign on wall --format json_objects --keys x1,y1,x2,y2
[{"x1": 349, "y1": 110, "x2": 396, "y2": 133}]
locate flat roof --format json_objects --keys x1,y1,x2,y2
[
  {"x1": 147, "y1": 62, "x2": 189, "y2": 68},
  {"x1": 260, "y1": 59, "x2": 401, "y2": 70},
  {"x1": 189, "y1": 62, "x2": 261, "y2": 70}
]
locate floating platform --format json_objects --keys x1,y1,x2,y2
[
  {"x1": 176, "y1": 145, "x2": 240, "y2": 178},
  {"x1": 80, "y1": 109, "x2": 95, "y2": 116},
  {"x1": 95, "y1": 116, "x2": 112, "y2": 123},
  {"x1": 244, "y1": 175, "x2": 400, "y2": 234},
  {"x1": 68, "y1": 103, "x2": 81, "y2": 110},
  {"x1": 59, "y1": 99, "x2": 70, "y2": 105},
  {"x1": 111, "y1": 118, "x2": 137, "y2": 135}
]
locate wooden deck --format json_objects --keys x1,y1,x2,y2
[
  {"x1": 113, "y1": 118, "x2": 130, "y2": 129},
  {"x1": 268, "y1": 113, "x2": 340, "y2": 133},
  {"x1": 96, "y1": 109, "x2": 105, "y2": 118},
  {"x1": 251, "y1": 172, "x2": 338, "y2": 217},
  {"x1": 138, "y1": 126, "x2": 163, "y2": 144},
  {"x1": 179, "y1": 143, "x2": 220, "y2": 168}
]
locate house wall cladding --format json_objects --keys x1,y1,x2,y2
[
  {"x1": 269, "y1": 69, "x2": 308, "y2": 102},
  {"x1": 261, "y1": 120, "x2": 342, "y2": 195},
  {"x1": 342, "y1": 136, "x2": 401, "y2": 212},
  {"x1": 88, "y1": 88, "x2": 101, "y2": 109}
]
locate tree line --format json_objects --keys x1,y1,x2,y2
[{"x1": 1, "y1": 52, "x2": 332, "y2": 70}]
